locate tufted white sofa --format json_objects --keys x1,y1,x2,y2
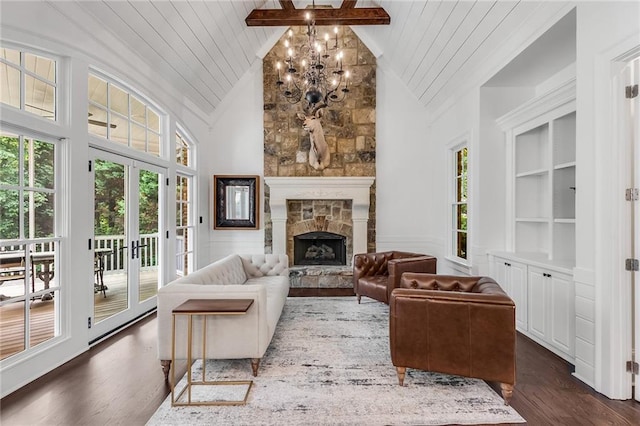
[{"x1": 157, "y1": 253, "x2": 289, "y2": 380}]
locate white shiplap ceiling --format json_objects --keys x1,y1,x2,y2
[{"x1": 50, "y1": 0, "x2": 574, "y2": 116}]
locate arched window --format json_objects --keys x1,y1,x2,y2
[
  {"x1": 1, "y1": 47, "x2": 57, "y2": 120},
  {"x1": 88, "y1": 72, "x2": 163, "y2": 157}
]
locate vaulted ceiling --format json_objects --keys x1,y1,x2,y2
[{"x1": 49, "y1": 1, "x2": 572, "y2": 116}]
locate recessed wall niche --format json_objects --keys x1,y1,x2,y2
[{"x1": 263, "y1": 25, "x2": 377, "y2": 255}]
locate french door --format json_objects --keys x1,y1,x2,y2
[{"x1": 89, "y1": 149, "x2": 164, "y2": 340}]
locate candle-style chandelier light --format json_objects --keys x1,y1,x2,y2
[{"x1": 275, "y1": 7, "x2": 349, "y2": 106}]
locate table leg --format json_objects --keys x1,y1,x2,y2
[{"x1": 39, "y1": 262, "x2": 54, "y2": 300}]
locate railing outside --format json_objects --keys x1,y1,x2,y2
[
  {"x1": 94, "y1": 234, "x2": 159, "y2": 274},
  {"x1": 3, "y1": 235, "x2": 160, "y2": 275},
  {"x1": 175, "y1": 234, "x2": 184, "y2": 273}
]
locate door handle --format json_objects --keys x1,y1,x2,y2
[{"x1": 131, "y1": 240, "x2": 137, "y2": 259}]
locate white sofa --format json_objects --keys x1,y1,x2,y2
[{"x1": 157, "y1": 253, "x2": 289, "y2": 379}]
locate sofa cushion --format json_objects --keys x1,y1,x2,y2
[
  {"x1": 172, "y1": 254, "x2": 248, "y2": 285},
  {"x1": 241, "y1": 254, "x2": 289, "y2": 277}
]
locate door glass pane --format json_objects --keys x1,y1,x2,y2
[
  {"x1": 94, "y1": 159, "x2": 127, "y2": 323},
  {"x1": 139, "y1": 169, "x2": 159, "y2": 302}
]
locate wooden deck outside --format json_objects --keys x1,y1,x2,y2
[{"x1": 0, "y1": 271, "x2": 158, "y2": 360}]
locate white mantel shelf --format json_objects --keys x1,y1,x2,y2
[{"x1": 265, "y1": 177, "x2": 375, "y2": 257}]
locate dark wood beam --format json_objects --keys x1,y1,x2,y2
[
  {"x1": 279, "y1": 0, "x2": 295, "y2": 10},
  {"x1": 245, "y1": 7, "x2": 390, "y2": 26},
  {"x1": 341, "y1": 1, "x2": 358, "y2": 9}
]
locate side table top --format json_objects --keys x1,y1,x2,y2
[{"x1": 172, "y1": 298, "x2": 254, "y2": 314}]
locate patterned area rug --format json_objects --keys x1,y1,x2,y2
[{"x1": 147, "y1": 297, "x2": 525, "y2": 425}]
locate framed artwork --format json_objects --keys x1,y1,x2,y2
[{"x1": 213, "y1": 175, "x2": 260, "y2": 229}]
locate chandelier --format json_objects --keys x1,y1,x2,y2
[{"x1": 275, "y1": 8, "x2": 350, "y2": 106}]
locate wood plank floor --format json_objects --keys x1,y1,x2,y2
[
  {"x1": 0, "y1": 273, "x2": 157, "y2": 360},
  {"x1": 1, "y1": 297, "x2": 640, "y2": 425}
]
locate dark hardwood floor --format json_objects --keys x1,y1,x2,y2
[{"x1": 1, "y1": 301, "x2": 640, "y2": 426}]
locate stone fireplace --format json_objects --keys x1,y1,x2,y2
[{"x1": 264, "y1": 177, "x2": 374, "y2": 267}]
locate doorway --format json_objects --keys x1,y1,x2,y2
[{"x1": 89, "y1": 149, "x2": 164, "y2": 341}]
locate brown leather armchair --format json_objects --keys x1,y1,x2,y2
[
  {"x1": 352, "y1": 251, "x2": 437, "y2": 304},
  {"x1": 389, "y1": 273, "x2": 516, "y2": 405}
]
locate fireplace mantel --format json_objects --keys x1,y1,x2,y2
[{"x1": 265, "y1": 177, "x2": 375, "y2": 260}]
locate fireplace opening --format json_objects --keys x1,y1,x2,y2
[{"x1": 294, "y1": 231, "x2": 347, "y2": 266}]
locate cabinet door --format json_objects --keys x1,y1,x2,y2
[
  {"x1": 492, "y1": 258, "x2": 510, "y2": 296},
  {"x1": 528, "y1": 267, "x2": 548, "y2": 341},
  {"x1": 549, "y1": 271, "x2": 575, "y2": 356},
  {"x1": 510, "y1": 261, "x2": 528, "y2": 331}
]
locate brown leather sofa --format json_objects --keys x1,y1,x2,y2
[
  {"x1": 389, "y1": 273, "x2": 516, "y2": 405},
  {"x1": 352, "y1": 251, "x2": 437, "y2": 304}
]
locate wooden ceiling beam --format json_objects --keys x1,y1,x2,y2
[
  {"x1": 279, "y1": 0, "x2": 295, "y2": 10},
  {"x1": 245, "y1": 7, "x2": 390, "y2": 26}
]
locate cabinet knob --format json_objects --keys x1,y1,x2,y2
[{"x1": 505, "y1": 262, "x2": 511, "y2": 267}]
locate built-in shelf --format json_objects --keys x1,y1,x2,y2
[
  {"x1": 554, "y1": 218, "x2": 575, "y2": 223},
  {"x1": 554, "y1": 161, "x2": 576, "y2": 170},
  {"x1": 516, "y1": 217, "x2": 550, "y2": 223},
  {"x1": 497, "y1": 79, "x2": 575, "y2": 264},
  {"x1": 516, "y1": 169, "x2": 549, "y2": 178}
]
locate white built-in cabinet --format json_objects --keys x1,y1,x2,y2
[
  {"x1": 489, "y1": 254, "x2": 575, "y2": 362},
  {"x1": 492, "y1": 258, "x2": 528, "y2": 330},
  {"x1": 489, "y1": 79, "x2": 577, "y2": 364}
]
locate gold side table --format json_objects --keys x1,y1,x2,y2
[{"x1": 171, "y1": 298, "x2": 254, "y2": 406}]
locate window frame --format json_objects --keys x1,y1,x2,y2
[
  {"x1": 0, "y1": 45, "x2": 58, "y2": 122},
  {"x1": 446, "y1": 136, "x2": 470, "y2": 267},
  {"x1": 0, "y1": 130, "x2": 63, "y2": 361},
  {"x1": 87, "y1": 69, "x2": 164, "y2": 159},
  {"x1": 174, "y1": 126, "x2": 197, "y2": 277}
]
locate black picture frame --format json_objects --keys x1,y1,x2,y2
[{"x1": 213, "y1": 175, "x2": 260, "y2": 229}]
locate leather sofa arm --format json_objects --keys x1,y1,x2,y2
[{"x1": 387, "y1": 256, "x2": 437, "y2": 301}]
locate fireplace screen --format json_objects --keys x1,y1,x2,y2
[{"x1": 293, "y1": 231, "x2": 347, "y2": 266}]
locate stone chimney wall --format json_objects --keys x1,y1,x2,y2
[{"x1": 263, "y1": 25, "x2": 376, "y2": 254}]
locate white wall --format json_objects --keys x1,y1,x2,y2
[
  {"x1": 200, "y1": 62, "x2": 267, "y2": 262},
  {"x1": 374, "y1": 63, "x2": 432, "y2": 255},
  {"x1": 423, "y1": 90, "x2": 477, "y2": 274}
]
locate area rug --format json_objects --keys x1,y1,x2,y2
[{"x1": 147, "y1": 297, "x2": 525, "y2": 425}]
